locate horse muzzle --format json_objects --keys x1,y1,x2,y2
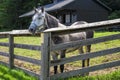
[
  {"x1": 28, "y1": 23, "x2": 37, "y2": 34},
  {"x1": 29, "y1": 28, "x2": 36, "y2": 34},
  {"x1": 29, "y1": 24, "x2": 37, "y2": 34}
]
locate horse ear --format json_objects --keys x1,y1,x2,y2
[
  {"x1": 41, "y1": 6, "x2": 44, "y2": 13},
  {"x1": 34, "y1": 7, "x2": 39, "y2": 13}
]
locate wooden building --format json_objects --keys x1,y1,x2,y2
[
  {"x1": 20, "y1": 0, "x2": 112, "y2": 26},
  {"x1": 44, "y1": 0, "x2": 112, "y2": 25}
]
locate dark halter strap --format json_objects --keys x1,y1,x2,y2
[{"x1": 44, "y1": 16, "x2": 49, "y2": 29}]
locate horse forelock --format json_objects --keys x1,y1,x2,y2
[{"x1": 45, "y1": 13, "x2": 59, "y2": 28}]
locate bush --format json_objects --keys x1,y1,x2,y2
[{"x1": 108, "y1": 10, "x2": 120, "y2": 19}]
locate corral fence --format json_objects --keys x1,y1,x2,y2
[{"x1": 0, "y1": 18, "x2": 120, "y2": 80}]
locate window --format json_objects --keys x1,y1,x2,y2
[
  {"x1": 65, "y1": 14, "x2": 70, "y2": 23},
  {"x1": 57, "y1": 12, "x2": 77, "y2": 25},
  {"x1": 72, "y1": 14, "x2": 77, "y2": 23},
  {"x1": 58, "y1": 16, "x2": 62, "y2": 23}
]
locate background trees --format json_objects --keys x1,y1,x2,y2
[
  {"x1": 0, "y1": 0, "x2": 52, "y2": 31},
  {"x1": 0, "y1": 0, "x2": 120, "y2": 31},
  {"x1": 100, "y1": 0, "x2": 120, "y2": 19}
]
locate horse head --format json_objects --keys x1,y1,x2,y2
[{"x1": 29, "y1": 7, "x2": 46, "y2": 34}]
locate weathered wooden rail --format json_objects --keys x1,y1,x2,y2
[
  {"x1": 0, "y1": 30, "x2": 41, "y2": 77},
  {"x1": 0, "y1": 18, "x2": 120, "y2": 80}
]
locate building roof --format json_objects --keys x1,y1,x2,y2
[
  {"x1": 94, "y1": 0, "x2": 112, "y2": 11},
  {"x1": 19, "y1": 0, "x2": 112, "y2": 18},
  {"x1": 44, "y1": 0, "x2": 74, "y2": 11},
  {"x1": 19, "y1": 0, "x2": 74, "y2": 17}
]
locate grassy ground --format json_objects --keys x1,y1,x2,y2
[
  {"x1": 0, "y1": 31, "x2": 120, "y2": 79},
  {"x1": 65, "y1": 70, "x2": 120, "y2": 80},
  {"x1": 0, "y1": 64, "x2": 119, "y2": 80},
  {"x1": 0, "y1": 64, "x2": 37, "y2": 80}
]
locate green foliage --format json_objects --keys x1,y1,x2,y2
[
  {"x1": 0, "y1": 32, "x2": 120, "y2": 80},
  {"x1": 108, "y1": 10, "x2": 120, "y2": 19},
  {"x1": 0, "y1": 0, "x2": 22, "y2": 30},
  {"x1": 65, "y1": 70, "x2": 120, "y2": 80},
  {"x1": 40, "y1": 0, "x2": 52, "y2": 5},
  {"x1": 100, "y1": 0, "x2": 120, "y2": 19},
  {"x1": 0, "y1": 0, "x2": 52, "y2": 31},
  {"x1": 0, "y1": 63, "x2": 119, "y2": 80},
  {"x1": 0, "y1": 0, "x2": 120, "y2": 31},
  {"x1": 0, "y1": 64, "x2": 37, "y2": 80},
  {"x1": 100, "y1": 0, "x2": 120, "y2": 10}
]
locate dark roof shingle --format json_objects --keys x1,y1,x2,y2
[
  {"x1": 19, "y1": 0, "x2": 74, "y2": 17},
  {"x1": 19, "y1": 0, "x2": 111, "y2": 18}
]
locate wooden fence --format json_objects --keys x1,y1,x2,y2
[
  {"x1": 0, "y1": 18, "x2": 120, "y2": 80},
  {"x1": 0, "y1": 30, "x2": 41, "y2": 78}
]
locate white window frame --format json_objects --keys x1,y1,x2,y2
[
  {"x1": 72, "y1": 14, "x2": 77, "y2": 23},
  {"x1": 65, "y1": 14, "x2": 70, "y2": 23}
]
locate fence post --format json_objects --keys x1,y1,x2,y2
[
  {"x1": 41, "y1": 32, "x2": 51, "y2": 80},
  {"x1": 9, "y1": 34, "x2": 14, "y2": 69}
]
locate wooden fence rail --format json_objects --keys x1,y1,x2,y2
[
  {"x1": 44, "y1": 18, "x2": 120, "y2": 35},
  {"x1": 0, "y1": 18, "x2": 120, "y2": 80},
  {"x1": 0, "y1": 42, "x2": 41, "y2": 50},
  {"x1": 51, "y1": 60, "x2": 120, "y2": 79},
  {"x1": 51, "y1": 33, "x2": 120, "y2": 51},
  {"x1": 14, "y1": 55, "x2": 41, "y2": 65},
  {"x1": 0, "y1": 31, "x2": 42, "y2": 79},
  {"x1": 50, "y1": 47, "x2": 120, "y2": 66}
]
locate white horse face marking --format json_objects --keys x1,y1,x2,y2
[{"x1": 29, "y1": 8, "x2": 45, "y2": 34}]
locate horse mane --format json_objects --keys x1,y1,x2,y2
[
  {"x1": 71, "y1": 21, "x2": 87, "y2": 26},
  {"x1": 45, "y1": 13, "x2": 59, "y2": 28}
]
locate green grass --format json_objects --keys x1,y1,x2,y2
[
  {"x1": 0, "y1": 64, "x2": 120, "y2": 80},
  {"x1": 0, "y1": 31, "x2": 120, "y2": 79},
  {"x1": 65, "y1": 70, "x2": 120, "y2": 80},
  {"x1": 94, "y1": 31, "x2": 120, "y2": 38},
  {"x1": 0, "y1": 31, "x2": 119, "y2": 58},
  {"x1": 0, "y1": 64, "x2": 37, "y2": 80}
]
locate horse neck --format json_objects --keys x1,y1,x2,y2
[
  {"x1": 45, "y1": 13, "x2": 69, "y2": 43},
  {"x1": 45, "y1": 13, "x2": 66, "y2": 28}
]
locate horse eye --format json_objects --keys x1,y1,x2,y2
[{"x1": 38, "y1": 17, "x2": 41, "y2": 19}]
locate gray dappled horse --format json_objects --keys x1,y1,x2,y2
[{"x1": 29, "y1": 7, "x2": 94, "y2": 74}]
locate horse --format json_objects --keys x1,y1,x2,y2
[{"x1": 29, "y1": 7, "x2": 94, "y2": 74}]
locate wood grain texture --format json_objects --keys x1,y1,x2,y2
[
  {"x1": 41, "y1": 33, "x2": 51, "y2": 80},
  {"x1": 51, "y1": 60, "x2": 120, "y2": 79},
  {"x1": 44, "y1": 18, "x2": 120, "y2": 35},
  {"x1": 51, "y1": 47, "x2": 120, "y2": 66},
  {"x1": 15, "y1": 66, "x2": 40, "y2": 78},
  {"x1": 51, "y1": 33, "x2": 120, "y2": 51},
  {"x1": 0, "y1": 42, "x2": 9, "y2": 47},
  {"x1": 0, "y1": 52, "x2": 9, "y2": 57},
  {"x1": 14, "y1": 55, "x2": 41, "y2": 65},
  {"x1": 14, "y1": 43, "x2": 41, "y2": 51},
  {"x1": 9, "y1": 35, "x2": 14, "y2": 69}
]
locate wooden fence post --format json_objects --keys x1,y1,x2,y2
[
  {"x1": 41, "y1": 32, "x2": 51, "y2": 80},
  {"x1": 9, "y1": 34, "x2": 14, "y2": 69}
]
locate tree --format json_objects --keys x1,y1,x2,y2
[
  {"x1": 100, "y1": 0, "x2": 120, "y2": 19},
  {"x1": 100, "y1": 0, "x2": 120, "y2": 10},
  {"x1": 0, "y1": 0, "x2": 24, "y2": 30},
  {"x1": 0, "y1": 0, "x2": 53, "y2": 31}
]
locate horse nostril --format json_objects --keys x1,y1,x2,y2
[
  {"x1": 29, "y1": 28, "x2": 33, "y2": 32},
  {"x1": 31, "y1": 29, "x2": 33, "y2": 32}
]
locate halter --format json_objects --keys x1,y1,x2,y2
[
  {"x1": 44, "y1": 15, "x2": 49, "y2": 29},
  {"x1": 30, "y1": 22, "x2": 38, "y2": 28},
  {"x1": 30, "y1": 13, "x2": 49, "y2": 32}
]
